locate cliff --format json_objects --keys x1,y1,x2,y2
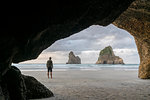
[
  {"x1": 96, "y1": 46, "x2": 124, "y2": 64},
  {"x1": 113, "y1": 0, "x2": 150, "y2": 78},
  {"x1": 66, "y1": 51, "x2": 81, "y2": 64}
]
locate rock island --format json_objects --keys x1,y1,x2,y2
[{"x1": 96, "y1": 46, "x2": 124, "y2": 64}]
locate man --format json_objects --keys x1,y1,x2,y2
[{"x1": 46, "y1": 57, "x2": 53, "y2": 79}]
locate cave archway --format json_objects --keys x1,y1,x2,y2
[
  {"x1": 113, "y1": 61, "x2": 115, "y2": 64},
  {"x1": 0, "y1": 0, "x2": 149, "y2": 99},
  {"x1": 113, "y1": 0, "x2": 150, "y2": 79},
  {"x1": 103, "y1": 61, "x2": 107, "y2": 64},
  {"x1": 22, "y1": 24, "x2": 139, "y2": 65},
  {"x1": 9, "y1": 0, "x2": 149, "y2": 79}
]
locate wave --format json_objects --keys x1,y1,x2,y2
[{"x1": 13, "y1": 63, "x2": 139, "y2": 71}]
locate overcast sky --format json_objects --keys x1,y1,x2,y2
[{"x1": 22, "y1": 24, "x2": 140, "y2": 64}]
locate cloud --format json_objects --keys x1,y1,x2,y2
[
  {"x1": 23, "y1": 48, "x2": 139, "y2": 64},
  {"x1": 24, "y1": 24, "x2": 139, "y2": 64},
  {"x1": 21, "y1": 51, "x2": 69, "y2": 64},
  {"x1": 45, "y1": 24, "x2": 137, "y2": 52},
  {"x1": 114, "y1": 49, "x2": 140, "y2": 64}
]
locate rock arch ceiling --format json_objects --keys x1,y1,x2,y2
[
  {"x1": 0, "y1": 0, "x2": 150, "y2": 96},
  {"x1": 1, "y1": 0, "x2": 149, "y2": 79},
  {"x1": 1, "y1": 0, "x2": 150, "y2": 99}
]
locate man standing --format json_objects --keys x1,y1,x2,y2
[{"x1": 46, "y1": 57, "x2": 53, "y2": 79}]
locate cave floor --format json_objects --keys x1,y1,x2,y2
[{"x1": 23, "y1": 69, "x2": 150, "y2": 100}]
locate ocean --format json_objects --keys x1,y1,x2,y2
[{"x1": 13, "y1": 63, "x2": 139, "y2": 71}]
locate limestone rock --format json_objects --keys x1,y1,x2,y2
[
  {"x1": 2, "y1": 0, "x2": 150, "y2": 99},
  {"x1": 0, "y1": 2, "x2": 135, "y2": 99},
  {"x1": 1, "y1": 0, "x2": 134, "y2": 64},
  {"x1": 0, "y1": 1, "x2": 136, "y2": 99},
  {"x1": 22, "y1": 75, "x2": 54, "y2": 99},
  {"x1": 1, "y1": 66, "x2": 53, "y2": 100},
  {"x1": 2, "y1": 66, "x2": 27, "y2": 100},
  {"x1": 113, "y1": 0, "x2": 150, "y2": 78},
  {"x1": 66, "y1": 51, "x2": 81, "y2": 64},
  {"x1": 96, "y1": 46, "x2": 124, "y2": 64}
]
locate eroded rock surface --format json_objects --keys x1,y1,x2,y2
[
  {"x1": 66, "y1": 51, "x2": 81, "y2": 64},
  {"x1": 2, "y1": 66, "x2": 27, "y2": 100},
  {"x1": 1, "y1": 66, "x2": 53, "y2": 100},
  {"x1": 113, "y1": 0, "x2": 150, "y2": 78},
  {"x1": 3, "y1": 0, "x2": 150, "y2": 100},
  {"x1": 96, "y1": 46, "x2": 124, "y2": 64},
  {"x1": 22, "y1": 75, "x2": 54, "y2": 99}
]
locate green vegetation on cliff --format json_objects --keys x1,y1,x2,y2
[
  {"x1": 100, "y1": 46, "x2": 114, "y2": 56},
  {"x1": 96, "y1": 46, "x2": 124, "y2": 64}
]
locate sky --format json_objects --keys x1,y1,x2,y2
[{"x1": 22, "y1": 24, "x2": 140, "y2": 64}]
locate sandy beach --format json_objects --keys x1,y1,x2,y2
[{"x1": 22, "y1": 69, "x2": 150, "y2": 100}]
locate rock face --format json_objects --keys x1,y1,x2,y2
[
  {"x1": 2, "y1": 66, "x2": 26, "y2": 100},
  {"x1": 113, "y1": 0, "x2": 150, "y2": 78},
  {"x1": 22, "y1": 75, "x2": 54, "y2": 99},
  {"x1": 96, "y1": 46, "x2": 124, "y2": 64},
  {"x1": 0, "y1": 1, "x2": 134, "y2": 99},
  {"x1": 1, "y1": 0, "x2": 150, "y2": 100},
  {"x1": 1, "y1": 66, "x2": 53, "y2": 100},
  {"x1": 66, "y1": 51, "x2": 81, "y2": 64}
]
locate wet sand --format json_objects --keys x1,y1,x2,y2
[{"x1": 22, "y1": 69, "x2": 150, "y2": 100}]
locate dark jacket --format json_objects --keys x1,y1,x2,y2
[{"x1": 46, "y1": 60, "x2": 53, "y2": 69}]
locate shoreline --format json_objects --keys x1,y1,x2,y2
[
  {"x1": 20, "y1": 67, "x2": 138, "y2": 72},
  {"x1": 22, "y1": 69, "x2": 150, "y2": 100}
]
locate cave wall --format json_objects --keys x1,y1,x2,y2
[
  {"x1": 113, "y1": 0, "x2": 150, "y2": 79},
  {"x1": 3, "y1": 0, "x2": 150, "y2": 99},
  {"x1": 0, "y1": 0, "x2": 134, "y2": 74}
]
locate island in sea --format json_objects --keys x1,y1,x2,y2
[
  {"x1": 66, "y1": 51, "x2": 81, "y2": 64},
  {"x1": 96, "y1": 46, "x2": 124, "y2": 64}
]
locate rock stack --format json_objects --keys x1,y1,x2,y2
[
  {"x1": 66, "y1": 51, "x2": 81, "y2": 64},
  {"x1": 96, "y1": 46, "x2": 124, "y2": 64}
]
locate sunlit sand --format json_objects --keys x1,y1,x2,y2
[{"x1": 22, "y1": 69, "x2": 150, "y2": 100}]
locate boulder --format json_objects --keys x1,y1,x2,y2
[
  {"x1": 22, "y1": 75, "x2": 54, "y2": 99},
  {"x1": 1, "y1": 66, "x2": 53, "y2": 100},
  {"x1": 2, "y1": 66, "x2": 27, "y2": 100},
  {"x1": 96, "y1": 46, "x2": 124, "y2": 64},
  {"x1": 66, "y1": 51, "x2": 81, "y2": 64}
]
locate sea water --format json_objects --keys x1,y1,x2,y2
[{"x1": 13, "y1": 63, "x2": 139, "y2": 71}]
